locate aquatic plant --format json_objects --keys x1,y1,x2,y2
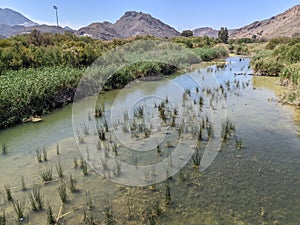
[
  {"x1": 148, "y1": 215, "x2": 156, "y2": 225},
  {"x1": 55, "y1": 160, "x2": 64, "y2": 178},
  {"x1": 4, "y1": 186, "x2": 12, "y2": 202},
  {"x1": 68, "y1": 174, "x2": 77, "y2": 193},
  {"x1": 154, "y1": 201, "x2": 162, "y2": 217},
  {"x1": 113, "y1": 160, "x2": 121, "y2": 177},
  {"x1": 1, "y1": 141, "x2": 8, "y2": 155},
  {"x1": 126, "y1": 195, "x2": 133, "y2": 219},
  {"x1": 85, "y1": 191, "x2": 93, "y2": 210},
  {"x1": 104, "y1": 197, "x2": 114, "y2": 225},
  {"x1": 57, "y1": 182, "x2": 67, "y2": 203},
  {"x1": 36, "y1": 149, "x2": 42, "y2": 163},
  {"x1": 73, "y1": 157, "x2": 79, "y2": 169},
  {"x1": 20, "y1": 176, "x2": 26, "y2": 191},
  {"x1": 95, "y1": 104, "x2": 105, "y2": 118},
  {"x1": 221, "y1": 119, "x2": 235, "y2": 141},
  {"x1": 43, "y1": 147, "x2": 48, "y2": 162},
  {"x1": 83, "y1": 209, "x2": 96, "y2": 225},
  {"x1": 165, "y1": 183, "x2": 171, "y2": 204},
  {"x1": 12, "y1": 200, "x2": 24, "y2": 221},
  {"x1": 56, "y1": 142, "x2": 60, "y2": 155},
  {"x1": 112, "y1": 142, "x2": 118, "y2": 156},
  {"x1": 29, "y1": 186, "x2": 44, "y2": 211},
  {"x1": 235, "y1": 137, "x2": 244, "y2": 149},
  {"x1": 47, "y1": 203, "x2": 56, "y2": 225},
  {"x1": 97, "y1": 127, "x2": 106, "y2": 141},
  {"x1": 40, "y1": 166, "x2": 53, "y2": 182},
  {"x1": 82, "y1": 160, "x2": 88, "y2": 176},
  {"x1": 134, "y1": 106, "x2": 144, "y2": 118},
  {"x1": 103, "y1": 118, "x2": 109, "y2": 132},
  {"x1": 192, "y1": 148, "x2": 202, "y2": 166},
  {"x1": 0, "y1": 211, "x2": 5, "y2": 225}
]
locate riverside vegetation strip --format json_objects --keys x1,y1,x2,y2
[
  {"x1": 251, "y1": 37, "x2": 300, "y2": 105},
  {"x1": 0, "y1": 32, "x2": 227, "y2": 128}
]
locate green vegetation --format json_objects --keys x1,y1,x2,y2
[
  {"x1": 180, "y1": 30, "x2": 193, "y2": 37},
  {"x1": 192, "y1": 47, "x2": 227, "y2": 61},
  {"x1": 0, "y1": 66, "x2": 83, "y2": 128},
  {"x1": 251, "y1": 37, "x2": 300, "y2": 104},
  {"x1": 0, "y1": 32, "x2": 228, "y2": 129},
  {"x1": 218, "y1": 27, "x2": 229, "y2": 44}
]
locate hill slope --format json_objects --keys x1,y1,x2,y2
[
  {"x1": 230, "y1": 5, "x2": 300, "y2": 39},
  {"x1": 76, "y1": 11, "x2": 180, "y2": 40},
  {"x1": 0, "y1": 8, "x2": 37, "y2": 27}
]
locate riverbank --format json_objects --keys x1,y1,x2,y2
[
  {"x1": 0, "y1": 37, "x2": 227, "y2": 129},
  {"x1": 251, "y1": 37, "x2": 300, "y2": 106},
  {"x1": 0, "y1": 57, "x2": 299, "y2": 224}
]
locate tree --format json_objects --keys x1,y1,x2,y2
[
  {"x1": 218, "y1": 27, "x2": 229, "y2": 44},
  {"x1": 181, "y1": 30, "x2": 193, "y2": 37}
]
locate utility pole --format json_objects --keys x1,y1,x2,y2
[{"x1": 53, "y1": 5, "x2": 59, "y2": 27}]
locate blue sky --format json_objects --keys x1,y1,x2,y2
[{"x1": 0, "y1": 0, "x2": 299, "y2": 30}]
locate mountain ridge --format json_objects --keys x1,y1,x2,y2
[
  {"x1": 1, "y1": 6, "x2": 300, "y2": 40},
  {"x1": 75, "y1": 11, "x2": 180, "y2": 39},
  {"x1": 230, "y1": 5, "x2": 300, "y2": 39},
  {"x1": 0, "y1": 8, "x2": 37, "y2": 27}
]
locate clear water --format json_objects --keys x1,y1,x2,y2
[{"x1": 0, "y1": 57, "x2": 299, "y2": 224}]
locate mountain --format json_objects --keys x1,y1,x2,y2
[
  {"x1": 0, "y1": 8, "x2": 70, "y2": 37},
  {"x1": 22, "y1": 25, "x2": 67, "y2": 35},
  {"x1": 76, "y1": 11, "x2": 180, "y2": 40},
  {"x1": 2, "y1": 6, "x2": 300, "y2": 40},
  {"x1": 193, "y1": 27, "x2": 219, "y2": 38},
  {"x1": 0, "y1": 8, "x2": 37, "y2": 27},
  {"x1": 230, "y1": 5, "x2": 300, "y2": 39},
  {"x1": 0, "y1": 24, "x2": 25, "y2": 37}
]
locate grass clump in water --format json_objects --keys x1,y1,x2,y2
[
  {"x1": 55, "y1": 160, "x2": 64, "y2": 178},
  {"x1": 4, "y1": 185, "x2": 13, "y2": 202},
  {"x1": 12, "y1": 199, "x2": 24, "y2": 221},
  {"x1": 29, "y1": 186, "x2": 44, "y2": 211},
  {"x1": 47, "y1": 203, "x2": 56, "y2": 225},
  {"x1": 1, "y1": 141, "x2": 8, "y2": 155},
  {"x1": 0, "y1": 211, "x2": 5, "y2": 225},
  {"x1": 57, "y1": 182, "x2": 67, "y2": 204},
  {"x1": 68, "y1": 174, "x2": 78, "y2": 193},
  {"x1": 40, "y1": 166, "x2": 53, "y2": 182}
]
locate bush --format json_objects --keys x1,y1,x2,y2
[
  {"x1": 280, "y1": 63, "x2": 300, "y2": 85},
  {"x1": 193, "y1": 47, "x2": 227, "y2": 61}
]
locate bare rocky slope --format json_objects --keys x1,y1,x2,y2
[
  {"x1": 75, "y1": 11, "x2": 180, "y2": 40},
  {"x1": 193, "y1": 27, "x2": 219, "y2": 38},
  {"x1": 193, "y1": 27, "x2": 236, "y2": 38},
  {"x1": 1, "y1": 6, "x2": 300, "y2": 40},
  {"x1": 0, "y1": 8, "x2": 37, "y2": 27},
  {"x1": 0, "y1": 8, "x2": 71, "y2": 37},
  {"x1": 230, "y1": 5, "x2": 300, "y2": 39}
]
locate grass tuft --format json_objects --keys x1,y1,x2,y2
[
  {"x1": 55, "y1": 160, "x2": 64, "y2": 178},
  {"x1": 57, "y1": 182, "x2": 67, "y2": 204},
  {"x1": 40, "y1": 166, "x2": 53, "y2": 182}
]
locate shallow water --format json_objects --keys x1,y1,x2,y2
[{"x1": 0, "y1": 57, "x2": 299, "y2": 224}]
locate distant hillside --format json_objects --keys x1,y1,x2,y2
[
  {"x1": 0, "y1": 8, "x2": 71, "y2": 37},
  {"x1": 1, "y1": 6, "x2": 300, "y2": 40},
  {"x1": 230, "y1": 5, "x2": 300, "y2": 39},
  {"x1": 76, "y1": 11, "x2": 180, "y2": 40},
  {"x1": 193, "y1": 27, "x2": 219, "y2": 38},
  {"x1": 0, "y1": 8, "x2": 37, "y2": 27},
  {"x1": 22, "y1": 25, "x2": 67, "y2": 35},
  {"x1": 193, "y1": 27, "x2": 236, "y2": 38}
]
